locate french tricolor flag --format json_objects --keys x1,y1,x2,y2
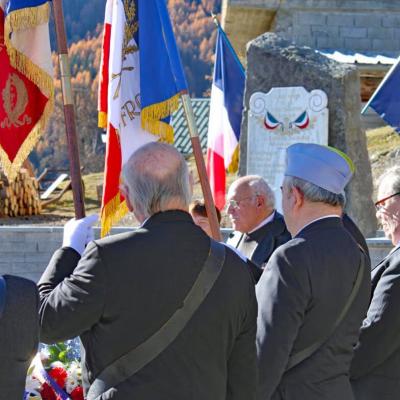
[{"x1": 206, "y1": 27, "x2": 245, "y2": 210}]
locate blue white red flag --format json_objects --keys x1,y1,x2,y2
[
  {"x1": 0, "y1": 0, "x2": 53, "y2": 180},
  {"x1": 362, "y1": 56, "x2": 400, "y2": 132},
  {"x1": 206, "y1": 26, "x2": 245, "y2": 210},
  {"x1": 98, "y1": 0, "x2": 187, "y2": 236}
]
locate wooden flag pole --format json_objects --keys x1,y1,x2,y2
[
  {"x1": 52, "y1": 0, "x2": 85, "y2": 219},
  {"x1": 181, "y1": 94, "x2": 222, "y2": 241}
]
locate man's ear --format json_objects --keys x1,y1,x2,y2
[
  {"x1": 292, "y1": 186, "x2": 304, "y2": 210},
  {"x1": 256, "y1": 194, "x2": 265, "y2": 208},
  {"x1": 120, "y1": 184, "x2": 134, "y2": 212}
]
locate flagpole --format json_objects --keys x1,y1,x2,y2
[
  {"x1": 181, "y1": 94, "x2": 222, "y2": 241},
  {"x1": 52, "y1": 0, "x2": 86, "y2": 219},
  {"x1": 211, "y1": 13, "x2": 245, "y2": 74}
]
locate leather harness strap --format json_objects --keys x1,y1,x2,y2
[
  {"x1": 286, "y1": 247, "x2": 366, "y2": 370},
  {"x1": 87, "y1": 239, "x2": 226, "y2": 400}
]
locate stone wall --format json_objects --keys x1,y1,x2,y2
[
  {"x1": 276, "y1": 0, "x2": 400, "y2": 54},
  {"x1": 0, "y1": 226, "x2": 391, "y2": 282},
  {"x1": 0, "y1": 227, "x2": 126, "y2": 282},
  {"x1": 222, "y1": 0, "x2": 400, "y2": 61}
]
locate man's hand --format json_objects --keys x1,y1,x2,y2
[{"x1": 62, "y1": 214, "x2": 99, "y2": 256}]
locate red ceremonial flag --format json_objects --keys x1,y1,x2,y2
[{"x1": 0, "y1": 1, "x2": 53, "y2": 180}]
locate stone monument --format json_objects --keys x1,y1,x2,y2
[{"x1": 240, "y1": 32, "x2": 376, "y2": 235}]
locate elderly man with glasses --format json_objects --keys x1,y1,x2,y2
[
  {"x1": 351, "y1": 166, "x2": 400, "y2": 400},
  {"x1": 226, "y1": 175, "x2": 291, "y2": 283}
]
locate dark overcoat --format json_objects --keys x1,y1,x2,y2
[
  {"x1": 227, "y1": 211, "x2": 291, "y2": 282},
  {"x1": 38, "y1": 210, "x2": 258, "y2": 400},
  {"x1": 342, "y1": 213, "x2": 370, "y2": 258},
  {"x1": 351, "y1": 245, "x2": 400, "y2": 399},
  {"x1": 0, "y1": 275, "x2": 39, "y2": 398},
  {"x1": 256, "y1": 217, "x2": 371, "y2": 400}
]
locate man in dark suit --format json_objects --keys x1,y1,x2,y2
[
  {"x1": 226, "y1": 176, "x2": 291, "y2": 282},
  {"x1": 342, "y1": 213, "x2": 370, "y2": 258},
  {"x1": 351, "y1": 166, "x2": 400, "y2": 400},
  {"x1": 256, "y1": 144, "x2": 371, "y2": 400},
  {"x1": 0, "y1": 275, "x2": 39, "y2": 398},
  {"x1": 38, "y1": 142, "x2": 257, "y2": 399}
]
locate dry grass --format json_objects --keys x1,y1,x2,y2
[
  {"x1": 366, "y1": 126, "x2": 400, "y2": 192},
  {"x1": 26, "y1": 156, "x2": 237, "y2": 228}
]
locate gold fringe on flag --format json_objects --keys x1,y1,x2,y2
[
  {"x1": 141, "y1": 93, "x2": 181, "y2": 143},
  {"x1": 100, "y1": 194, "x2": 129, "y2": 237},
  {"x1": 0, "y1": 99, "x2": 53, "y2": 181},
  {"x1": 6, "y1": 2, "x2": 50, "y2": 31},
  {"x1": 227, "y1": 145, "x2": 240, "y2": 174},
  {"x1": 98, "y1": 111, "x2": 108, "y2": 129},
  {"x1": 2, "y1": 3, "x2": 54, "y2": 181}
]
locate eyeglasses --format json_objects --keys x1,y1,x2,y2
[
  {"x1": 227, "y1": 195, "x2": 256, "y2": 210},
  {"x1": 374, "y1": 192, "x2": 400, "y2": 211}
]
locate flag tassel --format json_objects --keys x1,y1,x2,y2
[
  {"x1": 141, "y1": 93, "x2": 181, "y2": 143},
  {"x1": 6, "y1": 2, "x2": 50, "y2": 31},
  {"x1": 100, "y1": 195, "x2": 129, "y2": 237}
]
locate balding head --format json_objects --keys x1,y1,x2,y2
[
  {"x1": 227, "y1": 175, "x2": 275, "y2": 233},
  {"x1": 121, "y1": 142, "x2": 192, "y2": 222}
]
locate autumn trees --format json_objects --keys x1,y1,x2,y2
[{"x1": 33, "y1": 0, "x2": 221, "y2": 175}]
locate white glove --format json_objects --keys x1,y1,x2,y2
[
  {"x1": 62, "y1": 214, "x2": 99, "y2": 256},
  {"x1": 224, "y1": 243, "x2": 248, "y2": 263}
]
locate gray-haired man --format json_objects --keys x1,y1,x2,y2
[
  {"x1": 351, "y1": 166, "x2": 400, "y2": 400},
  {"x1": 226, "y1": 175, "x2": 291, "y2": 283},
  {"x1": 256, "y1": 143, "x2": 371, "y2": 400},
  {"x1": 38, "y1": 142, "x2": 257, "y2": 399}
]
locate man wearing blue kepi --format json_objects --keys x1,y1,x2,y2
[{"x1": 256, "y1": 143, "x2": 371, "y2": 400}]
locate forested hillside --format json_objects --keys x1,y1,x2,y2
[{"x1": 32, "y1": 0, "x2": 221, "y2": 174}]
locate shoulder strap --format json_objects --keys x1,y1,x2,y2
[
  {"x1": 0, "y1": 276, "x2": 6, "y2": 319},
  {"x1": 286, "y1": 247, "x2": 366, "y2": 371},
  {"x1": 87, "y1": 239, "x2": 226, "y2": 400}
]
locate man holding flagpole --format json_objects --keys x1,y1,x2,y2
[
  {"x1": 38, "y1": 142, "x2": 257, "y2": 399},
  {"x1": 38, "y1": 2, "x2": 257, "y2": 398}
]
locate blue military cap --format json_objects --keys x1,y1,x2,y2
[{"x1": 285, "y1": 143, "x2": 355, "y2": 194}]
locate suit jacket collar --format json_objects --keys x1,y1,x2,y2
[
  {"x1": 296, "y1": 216, "x2": 343, "y2": 238},
  {"x1": 248, "y1": 211, "x2": 286, "y2": 242},
  {"x1": 143, "y1": 210, "x2": 193, "y2": 228},
  {"x1": 228, "y1": 211, "x2": 286, "y2": 245},
  {"x1": 227, "y1": 212, "x2": 287, "y2": 264},
  {"x1": 371, "y1": 244, "x2": 400, "y2": 273}
]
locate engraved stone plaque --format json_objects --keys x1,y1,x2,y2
[{"x1": 247, "y1": 86, "x2": 328, "y2": 210}]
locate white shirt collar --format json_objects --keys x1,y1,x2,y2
[
  {"x1": 295, "y1": 214, "x2": 341, "y2": 237},
  {"x1": 248, "y1": 211, "x2": 276, "y2": 234},
  {"x1": 140, "y1": 216, "x2": 150, "y2": 228}
]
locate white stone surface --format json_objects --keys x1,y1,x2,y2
[{"x1": 247, "y1": 86, "x2": 328, "y2": 210}]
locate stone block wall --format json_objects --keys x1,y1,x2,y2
[
  {"x1": 222, "y1": 0, "x2": 400, "y2": 60},
  {"x1": 282, "y1": 8, "x2": 400, "y2": 54},
  {"x1": 0, "y1": 227, "x2": 391, "y2": 282},
  {"x1": 0, "y1": 227, "x2": 233, "y2": 282}
]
